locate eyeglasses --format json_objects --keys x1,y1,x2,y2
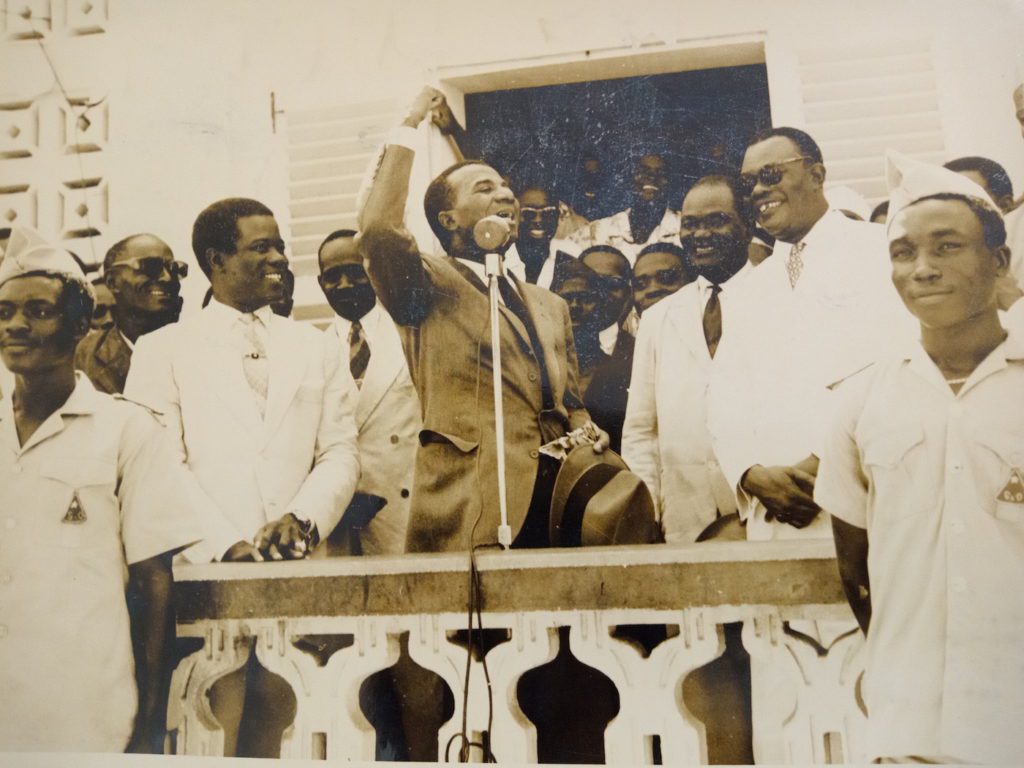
[
  {"x1": 319, "y1": 264, "x2": 369, "y2": 286},
  {"x1": 108, "y1": 257, "x2": 189, "y2": 280},
  {"x1": 520, "y1": 206, "x2": 558, "y2": 216},
  {"x1": 679, "y1": 212, "x2": 735, "y2": 232},
  {"x1": 738, "y1": 156, "x2": 810, "y2": 196}
]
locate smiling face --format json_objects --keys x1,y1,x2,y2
[
  {"x1": 678, "y1": 181, "x2": 750, "y2": 284},
  {"x1": 0, "y1": 275, "x2": 85, "y2": 375},
  {"x1": 441, "y1": 164, "x2": 519, "y2": 254},
  {"x1": 632, "y1": 154, "x2": 670, "y2": 208},
  {"x1": 517, "y1": 187, "x2": 559, "y2": 245},
  {"x1": 742, "y1": 136, "x2": 826, "y2": 243},
  {"x1": 210, "y1": 215, "x2": 289, "y2": 312},
  {"x1": 888, "y1": 198, "x2": 1008, "y2": 329},
  {"x1": 106, "y1": 235, "x2": 183, "y2": 317}
]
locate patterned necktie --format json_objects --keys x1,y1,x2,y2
[
  {"x1": 240, "y1": 313, "x2": 269, "y2": 417},
  {"x1": 702, "y1": 283, "x2": 723, "y2": 358},
  {"x1": 349, "y1": 320, "x2": 370, "y2": 387},
  {"x1": 787, "y1": 241, "x2": 806, "y2": 288}
]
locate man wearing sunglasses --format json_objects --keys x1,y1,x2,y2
[
  {"x1": 75, "y1": 234, "x2": 185, "y2": 394},
  {"x1": 709, "y1": 127, "x2": 914, "y2": 543},
  {"x1": 506, "y1": 183, "x2": 581, "y2": 289}
]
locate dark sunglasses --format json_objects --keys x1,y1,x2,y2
[
  {"x1": 109, "y1": 256, "x2": 188, "y2": 280},
  {"x1": 320, "y1": 264, "x2": 368, "y2": 286},
  {"x1": 738, "y1": 156, "x2": 810, "y2": 196}
]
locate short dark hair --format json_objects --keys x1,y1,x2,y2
[
  {"x1": 635, "y1": 242, "x2": 687, "y2": 267},
  {"x1": 423, "y1": 159, "x2": 491, "y2": 251},
  {"x1": 14, "y1": 270, "x2": 94, "y2": 333},
  {"x1": 580, "y1": 244, "x2": 631, "y2": 276},
  {"x1": 747, "y1": 126, "x2": 824, "y2": 165},
  {"x1": 192, "y1": 198, "x2": 274, "y2": 277},
  {"x1": 870, "y1": 200, "x2": 889, "y2": 222},
  {"x1": 686, "y1": 173, "x2": 755, "y2": 228},
  {"x1": 906, "y1": 193, "x2": 1006, "y2": 249},
  {"x1": 943, "y1": 156, "x2": 1014, "y2": 206},
  {"x1": 317, "y1": 228, "x2": 358, "y2": 269}
]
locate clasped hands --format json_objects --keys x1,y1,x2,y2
[
  {"x1": 222, "y1": 513, "x2": 317, "y2": 562},
  {"x1": 740, "y1": 455, "x2": 821, "y2": 528}
]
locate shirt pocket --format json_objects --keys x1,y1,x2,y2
[
  {"x1": 972, "y1": 427, "x2": 1024, "y2": 525},
  {"x1": 861, "y1": 423, "x2": 932, "y2": 522},
  {"x1": 36, "y1": 457, "x2": 118, "y2": 548}
]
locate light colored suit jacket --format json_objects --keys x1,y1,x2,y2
[
  {"x1": 362, "y1": 225, "x2": 590, "y2": 553},
  {"x1": 622, "y1": 270, "x2": 749, "y2": 542},
  {"x1": 323, "y1": 306, "x2": 420, "y2": 555},
  {"x1": 124, "y1": 302, "x2": 360, "y2": 562}
]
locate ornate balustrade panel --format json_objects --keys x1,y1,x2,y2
[{"x1": 170, "y1": 541, "x2": 864, "y2": 763}]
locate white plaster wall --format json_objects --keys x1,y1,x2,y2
[{"x1": 79, "y1": 0, "x2": 1024, "y2": 307}]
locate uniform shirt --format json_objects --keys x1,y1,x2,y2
[
  {"x1": 569, "y1": 207, "x2": 681, "y2": 266},
  {"x1": 815, "y1": 327, "x2": 1024, "y2": 764},
  {"x1": 0, "y1": 374, "x2": 200, "y2": 752},
  {"x1": 708, "y1": 210, "x2": 917, "y2": 540}
]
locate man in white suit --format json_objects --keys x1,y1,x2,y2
[
  {"x1": 124, "y1": 197, "x2": 360, "y2": 756},
  {"x1": 622, "y1": 174, "x2": 753, "y2": 543},
  {"x1": 317, "y1": 229, "x2": 420, "y2": 556}
]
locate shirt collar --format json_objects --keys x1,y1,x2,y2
[
  {"x1": 0, "y1": 372, "x2": 102, "y2": 452},
  {"x1": 695, "y1": 261, "x2": 752, "y2": 294},
  {"x1": 204, "y1": 298, "x2": 273, "y2": 330},
  {"x1": 332, "y1": 301, "x2": 381, "y2": 336},
  {"x1": 903, "y1": 320, "x2": 1024, "y2": 394}
]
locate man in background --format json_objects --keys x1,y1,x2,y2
[
  {"x1": 76, "y1": 234, "x2": 185, "y2": 394},
  {"x1": 317, "y1": 228, "x2": 420, "y2": 556}
]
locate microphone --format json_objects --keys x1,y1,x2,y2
[{"x1": 473, "y1": 215, "x2": 512, "y2": 252}]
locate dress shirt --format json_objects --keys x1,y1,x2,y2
[
  {"x1": 708, "y1": 210, "x2": 917, "y2": 540},
  {"x1": 569, "y1": 207, "x2": 681, "y2": 266},
  {"x1": 455, "y1": 256, "x2": 522, "y2": 303},
  {"x1": 329, "y1": 302, "x2": 386, "y2": 357},
  {"x1": 816, "y1": 326, "x2": 1024, "y2": 763},
  {"x1": 505, "y1": 238, "x2": 582, "y2": 289},
  {"x1": 0, "y1": 374, "x2": 200, "y2": 751}
]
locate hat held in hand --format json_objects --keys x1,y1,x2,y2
[{"x1": 549, "y1": 446, "x2": 659, "y2": 547}]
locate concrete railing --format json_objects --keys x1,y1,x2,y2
[{"x1": 168, "y1": 540, "x2": 866, "y2": 763}]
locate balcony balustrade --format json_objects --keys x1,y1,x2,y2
[{"x1": 168, "y1": 539, "x2": 865, "y2": 763}]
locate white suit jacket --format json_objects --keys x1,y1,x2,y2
[
  {"x1": 707, "y1": 211, "x2": 917, "y2": 540},
  {"x1": 323, "y1": 305, "x2": 421, "y2": 555},
  {"x1": 124, "y1": 301, "x2": 360, "y2": 562},
  {"x1": 622, "y1": 267, "x2": 750, "y2": 543}
]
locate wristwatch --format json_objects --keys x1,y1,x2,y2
[{"x1": 291, "y1": 514, "x2": 319, "y2": 550}]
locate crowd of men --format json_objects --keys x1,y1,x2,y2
[{"x1": 0, "y1": 79, "x2": 1023, "y2": 763}]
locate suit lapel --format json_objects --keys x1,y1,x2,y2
[
  {"x1": 94, "y1": 327, "x2": 133, "y2": 391},
  {"x1": 356, "y1": 315, "x2": 404, "y2": 428},
  {"x1": 667, "y1": 287, "x2": 710, "y2": 362},
  {"x1": 517, "y1": 280, "x2": 562, "y2": 395},
  {"x1": 263, "y1": 317, "x2": 306, "y2": 442},
  {"x1": 447, "y1": 257, "x2": 533, "y2": 352}
]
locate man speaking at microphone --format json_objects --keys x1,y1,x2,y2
[{"x1": 358, "y1": 87, "x2": 609, "y2": 553}]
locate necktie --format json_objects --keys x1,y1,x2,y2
[
  {"x1": 240, "y1": 313, "x2": 269, "y2": 417},
  {"x1": 787, "y1": 241, "x2": 806, "y2": 288},
  {"x1": 349, "y1": 320, "x2": 370, "y2": 387},
  {"x1": 703, "y1": 283, "x2": 723, "y2": 358},
  {"x1": 497, "y1": 276, "x2": 554, "y2": 410}
]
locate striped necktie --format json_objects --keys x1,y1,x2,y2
[{"x1": 349, "y1": 320, "x2": 370, "y2": 387}]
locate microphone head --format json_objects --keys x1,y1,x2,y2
[{"x1": 473, "y1": 215, "x2": 512, "y2": 252}]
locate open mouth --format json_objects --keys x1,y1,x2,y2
[
  {"x1": 757, "y1": 200, "x2": 782, "y2": 216},
  {"x1": 641, "y1": 184, "x2": 660, "y2": 193}
]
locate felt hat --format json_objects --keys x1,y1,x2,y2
[{"x1": 549, "y1": 445, "x2": 659, "y2": 547}]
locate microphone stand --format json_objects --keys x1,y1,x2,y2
[{"x1": 484, "y1": 250, "x2": 513, "y2": 549}]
